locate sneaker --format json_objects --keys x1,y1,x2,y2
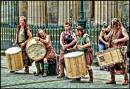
[{"x1": 42, "y1": 72, "x2": 47, "y2": 77}]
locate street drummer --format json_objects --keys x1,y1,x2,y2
[
  {"x1": 34, "y1": 29, "x2": 56, "y2": 77},
  {"x1": 75, "y1": 26, "x2": 93, "y2": 83},
  {"x1": 98, "y1": 22, "x2": 110, "y2": 51},
  {"x1": 57, "y1": 21, "x2": 77, "y2": 78},
  {"x1": 14, "y1": 16, "x2": 33, "y2": 74},
  {"x1": 98, "y1": 22, "x2": 111, "y2": 71},
  {"x1": 105, "y1": 18, "x2": 129, "y2": 85}
]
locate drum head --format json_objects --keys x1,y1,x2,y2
[
  {"x1": 26, "y1": 37, "x2": 46, "y2": 61},
  {"x1": 5, "y1": 47, "x2": 21, "y2": 54},
  {"x1": 64, "y1": 51, "x2": 84, "y2": 58}
]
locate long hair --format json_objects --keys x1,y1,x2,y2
[
  {"x1": 110, "y1": 18, "x2": 122, "y2": 30},
  {"x1": 76, "y1": 26, "x2": 85, "y2": 36},
  {"x1": 36, "y1": 29, "x2": 47, "y2": 39},
  {"x1": 16, "y1": 16, "x2": 29, "y2": 42},
  {"x1": 17, "y1": 16, "x2": 28, "y2": 31}
]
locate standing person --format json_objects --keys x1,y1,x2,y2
[
  {"x1": 57, "y1": 22, "x2": 77, "y2": 78},
  {"x1": 75, "y1": 26, "x2": 93, "y2": 83},
  {"x1": 99, "y1": 18, "x2": 119, "y2": 50},
  {"x1": 105, "y1": 19, "x2": 129, "y2": 85},
  {"x1": 34, "y1": 29, "x2": 56, "y2": 77},
  {"x1": 14, "y1": 16, "x2": 33, "y2": 74}
]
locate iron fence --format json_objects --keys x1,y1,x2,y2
[{"x1": 1, "y1": 1, "x2": 129, "y2": 55}]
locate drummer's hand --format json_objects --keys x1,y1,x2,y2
[
  {"x1": 64, "y1": 45, "x2": 69, "y2": 48},
  {"x1": 20, "y1": 43, "x2": 25, "y2": 47},
  {"x1": 35, "y1": 37, "x2": 40, "y2": 41},
  {"x1": 62, "y1": 46, "x2": 66, "y2": 51},
  {"x1": 77, "y1": 45, "x2": 83, "y2": 49},
  {"x1": 13, "y1": 41, "x2": 17, "y2": 46},
  {"x1": 105, "y1": 42, "x2": 109, "y2": 48},
  {"x1": 112, "y1": 39, "x2": 119, "y2": 44}
]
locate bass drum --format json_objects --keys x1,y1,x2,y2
[
  {"x1": 5, "y1": 47, "x2": 24, "y2": 71},
  {"x1": 26, "y1": 37, "x2": 46, "y2": 61}
]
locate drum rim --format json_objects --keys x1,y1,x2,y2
[
  {"x1": 5, "y1": 47, "x2": 21, "y2": 54},
  {"x1": 96, "y1": 48, "x2": 124, "y2": 67},
  {"x1": 26, "y1": 37, "x2": 47, "y2": 61},
  {"x1": 64, "y1": 51, "x2": 84, "y2": 58},
  {"x1": 97, "y1": 48, "x2": 121, "y2": 55}
]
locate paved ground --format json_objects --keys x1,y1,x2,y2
[{"x1": 1, "y1": 56, "x2": 129, "y2": 88}]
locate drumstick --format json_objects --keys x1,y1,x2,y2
[
  {"x1": 67, "y1": 43, "x2": 77, "y2": 51},
  {"x1": 12, "y1": 41, "x2": 19, "y2": 47}
]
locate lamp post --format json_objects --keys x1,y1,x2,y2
[{"x1": 78, "y1": 0, "x2": 86, "y2": 29}]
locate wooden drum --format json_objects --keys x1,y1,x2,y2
[
  {"x1": 26, "y1": 37, "x2": 46, "y2": 61},
  {"x1": 64, "y1": 51, "x2": 87, "y2": 79},
  {"x1": 96, "y1": 48, "x2": 123, "y2": 68},
  {"x1": 5, "y1": 47, "x2": 24, "y2": 71}
]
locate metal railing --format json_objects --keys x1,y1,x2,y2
[{"x1": 1, "y1": 1, "x2": 129, "y2": 56}]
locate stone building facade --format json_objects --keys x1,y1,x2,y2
[{"x1": 1, "y1": 1, "x2": 129, "y2": 25}]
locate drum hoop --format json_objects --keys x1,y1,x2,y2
[
  {"x1": 97, "y1": 48, "x2": 121, "y2": 55},
  {"x1": 5, "y1": 47, "x2": 21, "y2": 54},
  {"x1": 64, "y1": 51, "x2": 84, "y2": 58},
  {"x1": 26, "y1": 37, "x2": 46, "y2": 61}
]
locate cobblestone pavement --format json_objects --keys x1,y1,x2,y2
[{"x1": 1, "y1": 56, "x2": 129, "y2": 88}]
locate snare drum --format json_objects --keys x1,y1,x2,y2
[
  {"x1": 5, "y1": 47, "x2": 24, "y2": 71},
  {"x1": 26, "y1": 37, "x2": 46, "y2": 61},
  {"x1": 96, "y1": 48, "x2": 123, "y2": 68},
  {"x1": 64, "y1": 51, "x2": 87, "y2": 78}
]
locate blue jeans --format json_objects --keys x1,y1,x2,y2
[{"x1": 98, "y1": 42, "x2": 105, "y2": 51}]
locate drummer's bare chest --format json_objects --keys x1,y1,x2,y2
[{"x1": 112, "y1": 30, "x2": 123, "y2": 40}]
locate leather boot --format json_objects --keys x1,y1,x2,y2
[
  {"x1": 41, "y1": 62, "x2": 44, "y2": 76},
  {"x1": 106, "y1": 80, "x2": 116, "y2": 84},
  {"x1": 106, "y1": 68, "x2": 116, "y2": 84},
  {"x1": 24, "y1": 66, "x2": 29, "y2": 74},
  {"x1": 57, "y1": 63, "x2": 65, "y2": 78},
  {"x1": 10, "y1": 71, "x2": 15, "y2": 73},
  {"x1": 87, "y1": 69, "x2": 93, "y2": 83},
  {"x1": 34, "y1": 62, "x2": 41, "y2": 76}
]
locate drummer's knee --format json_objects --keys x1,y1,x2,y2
[
  {"x1": 44, "y1": 58, "x2": 48, "y2": 63},
  {"x1": 87, "y1": 65, "x2": 92, "y2": 70}
]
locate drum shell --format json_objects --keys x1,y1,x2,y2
[
  {"x1": 5, "y1": 47, "x2": 24, "y2": 71},
  {"x1": 96, "y1": 48, "x2": 123, "y2": 68},
  {"x1": 26, "y1": 37, "x2": 46, "y2": 61},
  {"x1": 64, "y1": 52, "x2": 87, "y2": 78}
]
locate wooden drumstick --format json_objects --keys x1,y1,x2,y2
[{"x1": 67, "y1": 43, "x2": 77, "y2": 51}]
